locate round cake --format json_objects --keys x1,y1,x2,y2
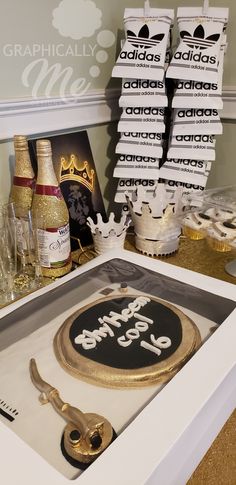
[
  {"x1": 182, "y1": 212, "x2": 212, "y2": 240},
  {"x1": 207, "y1": 221, "x2": 236, "y2": 252},
  {"x1": 54, "y1": 292, "x2": 201, "y2": 388}
]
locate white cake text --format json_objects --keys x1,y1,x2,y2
[{"x1": 74, "y1": 296, "x2": 172, "y2": 356}]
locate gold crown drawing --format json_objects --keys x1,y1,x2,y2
[{"x1": 60, "y1": 154, "x2": 95, "y2": 192}]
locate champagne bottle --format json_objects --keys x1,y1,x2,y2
[
  {"x1": 32, "y1": 139, "x2": 72, "y2": 278},
  {"x1": 10, "y1": 135, "x2": 35, "y2": 216}
]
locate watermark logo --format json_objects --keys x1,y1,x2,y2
[
  {"x1": 52, "y1": 0, "x2": 102, "y2": 40},
  {"x1": 3, "y1": 0, "x2": 115, "y2": 100}
]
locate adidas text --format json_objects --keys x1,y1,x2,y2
[
  {"x1": 123, "y1": 132, "x2": 162, "y2": 141},
  {"x1": 120, "y1": 50, "x2": 161, "y2": 63},
  {"x1": 177, "y1": 109, "x2": 218, "y2": 118},
  {"x1": 174, "y1": 51, "x2": 216, "y2": 64},
  {"x1": 123, "y1": 80, "x2": 164, "y2": 89},
  {"x1": 119, "y1": 154, "x2": 156, "y2": 163},
  {"x1": 177, "y1": 81, "x2": 218, "y2": 91},
  {"x1": 125, "y1": 107, "x2": 165, "y2": 116},
  {"x1": 119, "y1": 179, "x2": 155, "y2": 187},
  {"x1": 175, "y1": 135, "x2": 214, "y2": 143},
  {"x1": 169, "y1": 159, "x2": 204, "y2": 168}
]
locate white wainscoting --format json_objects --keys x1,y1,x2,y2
[{"x1": 0, "y1": 87, "x2": 235, "y2": 142}]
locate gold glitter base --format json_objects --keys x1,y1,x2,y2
[
  {"x1": 187, "y1": 410, "x2": 236, "y2": 485},
  {"x1": 41, "y1": 260, "x2": 72, "y2": 278},
  {"x1": 125, "y1": 235, "x2": 236, "y2": 285}
]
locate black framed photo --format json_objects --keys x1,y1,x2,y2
[{"x1": 29, "y1": 130, "x2": 107, "y2": 251}]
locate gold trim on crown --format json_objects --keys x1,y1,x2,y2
[{"x1": 60, "y1": 154, "x2": 95, "y2": 192}]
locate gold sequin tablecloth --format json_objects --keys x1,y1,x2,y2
[
  {"x1": 125, "y1": 234, "x2": 236, "y2": 284},
  {"x1": 124, "y1": 235, "x2": 236, "y2": 485}
]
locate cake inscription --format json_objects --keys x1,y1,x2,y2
[
  {"x1": 74, "y1": 296, "x2": 172, "y2": 355},
  {"x1": 141, "y1": 335, "x2": 172, "y2": 356}
]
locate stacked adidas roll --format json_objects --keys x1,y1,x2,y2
[
  {"x1": 112, "y1": 7, "x2": 174, "y2": 206},
  {"x1": 160, "y1": 6, "x2": 229, "y2": 198}
]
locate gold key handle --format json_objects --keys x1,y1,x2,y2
[{"x1": 29, "y1": 358, "x2": 114, "y2": 464}]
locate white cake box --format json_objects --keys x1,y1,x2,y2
[{"x1": 0, "y1": 249, "x2": 236, "y2": 485}]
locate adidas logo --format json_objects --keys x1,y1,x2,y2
[
  {"x1": 177, "y1": 81, "x2": 218, "y2": 91},
  {"x1": 127, "y1": 24, "x2": 165, "y2": 49},
  {"x1": 169, "y1": 159, "x2": 204, "y2": 169},
  {"x1": 124, "y1": 107, "x2": 165, "y2": 116},
  {"x1": 175, "y1": 135, "x2": 214, "y2": 143},
  {"x1": 123, "y1": 132, "x2": 162, "y2": 141},
  {"x1": 119, "y1": 154, "x2": 157, "y2": 163},
  {"x1": 123, "y1": 80, "x2": 164, "y2": 89},
  {"x1": 119, "y1": 179, "x2": 156, "y2": 187},
  {"x1": 180, "y1": 25, "x2": 220, "y2": 50},
  {"x1": 160, "y1": 179, "x2": 204, "y2": 191},
  {"x1": 177, "y1": 109, "x2": 218, "y2": 118}
]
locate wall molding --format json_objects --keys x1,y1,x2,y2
[
  {"x1": 220, "y1": 87, "x2": 236, "y2": 120},
  {"x1": 0, "y1": 86, "x2": 236, "y2": 142},
  {"x1": 0, "y1": 88, "x2": 121, "y2": 142}
]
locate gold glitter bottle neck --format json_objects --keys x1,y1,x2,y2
[
  {"x1": 13, "y1": 135, "x2": 34, "y2": 178},
  {"x1": 14, "y1": 135, "x2": 28, "y2": 151},
  {"x1": 36, "y1": 139, "x2": 52, "y2": 157},
  {"x1": 36, "y1": 140, "x2": 58, "y2": 186}
]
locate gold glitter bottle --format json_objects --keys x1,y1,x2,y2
[
  {"x1": 31, "y1": 139, "x2": 72, "y2": 278},
  {"x1": 10, "y1": 135, "x2": 35, "y2": 216}
]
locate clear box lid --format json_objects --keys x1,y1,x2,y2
[{"x1": 185, "y1": 185, "x2": 236, "y2": 211}]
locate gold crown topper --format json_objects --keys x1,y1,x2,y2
[{"x1": 60, "y1": 153, "x2": 95, "y2": 192}]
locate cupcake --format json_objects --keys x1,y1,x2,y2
[
  {"x1": 204, "y1": 207, "x2": 236, "y2": 222},
  {"x1": 207, "y1": 221, "x2": 236, "y2": 252},
  {"x1": 182, "y1": 212, "x2": 212, "y2": 240}
]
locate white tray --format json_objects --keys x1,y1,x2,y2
[{"x1": 0, "y1": 249, "x2": 236, "y2": 485}]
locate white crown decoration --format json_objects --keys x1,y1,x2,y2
[
  {"x1": 87, "y1": 212, "x2": 131, "y2": 254},
  {"x1": 125, "y1": 183, "x2": 183, "y2": 256}
]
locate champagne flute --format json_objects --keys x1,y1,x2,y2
[
  {"x1": 0, "y1": 214, "x2": 18, "y2": 303},
  {"x1": 4, "y1": 203, "x2": 41, "y2": 293}
]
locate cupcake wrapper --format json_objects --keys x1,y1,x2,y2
[
  {"x1": 182, "y1": 225, "x2": 206, "y2": 241},
  {"x1": 207, "y1": 236, "x2": 232, "y2": 253}
]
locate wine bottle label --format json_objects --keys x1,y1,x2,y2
[
  {"x1": 37, "y1": 223, "x2": 70, "y2": 268},
  {"x1": 35, "y1": 185, "x2": 63, "y2": 200},
  {"x1": 13, "y1": 176, "x2": 35, "y2": 189}
]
